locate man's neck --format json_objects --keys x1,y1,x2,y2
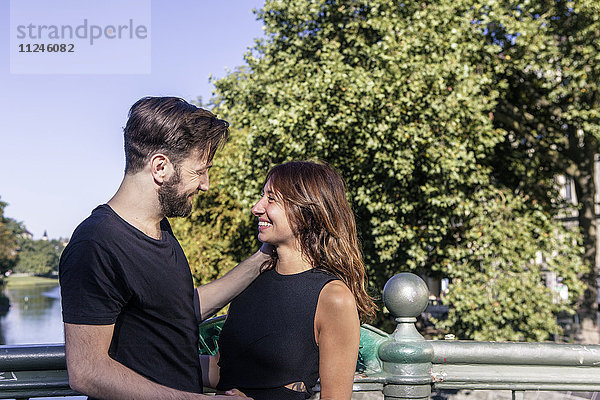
[{"x1": 107, "y1": 173, "x2": 164, "y2": 240}]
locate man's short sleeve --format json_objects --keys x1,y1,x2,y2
[{"x1": 60, "y1": 240, "x2": 130, "y2": 325}]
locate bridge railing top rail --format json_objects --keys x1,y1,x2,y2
[{"x1": 0, "y1": 272, "x2": 599, "y2": 399}]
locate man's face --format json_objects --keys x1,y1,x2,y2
[{"x1": 158, "y1": 152, "x2": 212, "y2": 218}]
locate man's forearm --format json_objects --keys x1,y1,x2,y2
[
  {"x1": 197, "y1": 249, "x2": 270, "y2": 320},
  {"x1": 64, "y1": 323, "x2": 246, "y2": 400},
  {"x1": 69, "y1": 353, "x2": 208, "y2": 400}
]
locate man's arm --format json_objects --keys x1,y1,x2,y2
[
  {"x1": 64, "y1": 323, "x2": 247, "y2": 400},
  {"x1": 196, "y1": 246, "x2": 272, "y2": 320}
]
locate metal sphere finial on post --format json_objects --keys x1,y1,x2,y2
[
  {"x1": 378, "y1": 273, "x2": 433, "y2": 399},
  {"x1": 383, "y1": 272, "x2": 430, "y2": 320}
]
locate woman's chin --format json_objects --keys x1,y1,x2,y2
[{"x1": 257, "y1": 233, "x2": 272, "y2": 244}]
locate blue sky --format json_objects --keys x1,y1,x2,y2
[{"x1": 1, "y1": 0, "x2": 265, "y2": 239}]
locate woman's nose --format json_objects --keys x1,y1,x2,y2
[{"x1": 251, "y1": 198, "x2": 265, "y2": 216}]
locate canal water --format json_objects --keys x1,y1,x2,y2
[
  {"x1": 0, "y1": 282, "x2": 64, "y2": 345},
  {"x1": 0, "y1": 282, "x2": 86, "y2": 400}
]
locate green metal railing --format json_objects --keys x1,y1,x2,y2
[
  {"x1": 0, "y1": 272, "x2": 599, "y2": 399},
  {"x1": 356, "y1": 273, "x2": 600, "y2": 399},
  {"x1": 0, "y1": 345, "x2": 73, "y2": 399}
]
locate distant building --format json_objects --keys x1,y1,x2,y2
[
  {"x1": 19, "y1": 229, "x2": 33, "y2": 241},
  {"x1": 557, "y1": 159, "x2": 600, "y2": 308}
]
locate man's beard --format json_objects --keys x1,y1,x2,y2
[{"x1": 158, "y1": 168, "x2": 194, "y2": 218}]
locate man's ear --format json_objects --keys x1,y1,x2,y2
[{"x1": 150, "y1": 153, "x2": 170, "y2": 184}]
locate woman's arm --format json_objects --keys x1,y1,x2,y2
[
  {"x1": 200, "y1": 354, "x2": 250, "y2": 397},
  {"x1": 199, "y1": 354, "x2": 220, "y2": 389},
  {"x1": 315, "y1": 281, "x2": 360, "y2": 400}
]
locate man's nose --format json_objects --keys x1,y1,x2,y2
[{"x1": 198, "y1": 176, "x2": 209, "y2": 192}]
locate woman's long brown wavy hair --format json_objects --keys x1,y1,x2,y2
[{"x1": 262, "y1": 160, "x2": 377, "y2": 323}]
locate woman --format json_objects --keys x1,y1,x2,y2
[{"x1": 202, "y1": 161, "x2": 376, "y2": 400}]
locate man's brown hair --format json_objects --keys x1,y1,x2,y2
[{"x1": 123, "y1": 97, "x2": 229, "y2": 173}]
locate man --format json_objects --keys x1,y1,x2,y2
[{"x1": 60, "y1": 97, "x2": 268, "y2": 400}]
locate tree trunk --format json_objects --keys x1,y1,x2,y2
[{"x1": 570, "y1": 134, "x2": 600, "y2": 344}]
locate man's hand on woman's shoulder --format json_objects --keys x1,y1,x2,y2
[{"x1": 259, "y1": 243, "x2": 276, "y2": 257}]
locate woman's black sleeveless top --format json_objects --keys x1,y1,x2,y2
[{"x1": 217, "y1": 267, "x2": 338, "y2": 400}]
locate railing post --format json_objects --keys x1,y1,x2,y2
[
  {"x1": 512, "y1": 391, "x2": 524, "y2": 400},
  {"x1": 378, "y1": 273, "x2": 433, "y2": 399}
]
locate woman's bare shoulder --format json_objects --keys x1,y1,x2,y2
[{"x1": 318, "y1": 280, "x2": 357, "y2": 315}]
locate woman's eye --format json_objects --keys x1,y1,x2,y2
[{"x1": 267, "y1": 197, "x2": 275, "y2": 202}]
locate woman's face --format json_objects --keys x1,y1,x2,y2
[{"x1": 251, "y1": 180, "x2": 295, "y2": 248}]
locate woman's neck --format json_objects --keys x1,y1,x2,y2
[{"x1": 275, "y1": 244, "x2": 312, "y2": 275}]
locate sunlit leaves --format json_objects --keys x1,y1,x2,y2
[{"x1": 177, "y1": 0, "x2": 589, "y2": 339}]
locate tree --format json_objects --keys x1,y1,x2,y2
[
  {"x1": 435, "y1": 187, "x2": 583, "y2": 341},
  {"x1": 0, "y1": 197, "x2": 25, "y2": 279},
  {"x1": 488, "y1": 0, "x2": 600, "y2": 341},
  {"x1": 176, "y1": 0, "x2": 589, "y2": 340},
  {"x1": 14, "y1": 238, "x2": 63, "y2": 276}
]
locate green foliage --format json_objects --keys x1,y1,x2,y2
[
  {"x1": 176, "y1": 0, "x2": 591, "y2": 340},
  {"x1": 487, "y1": 0, "x2": 600, "y2": 322},
  {"x1": 0, "y1": 197, "x2": 25, "y2": 279},
  {"x1": 436, "y1": 188, "x2": 584, "y2": 341},
  {"x1": 14, "y1": 238, "x2": 63, "y2": 276},
  {"x1": 0, "y1": 197, "x2": 64, "y2": 278}
]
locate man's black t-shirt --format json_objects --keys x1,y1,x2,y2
[{"x1": 60, "y1": 205, "x2": 202, "y2": 394}]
